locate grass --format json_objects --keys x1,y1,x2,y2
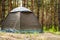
[
  {"x1": 0, "y1": 25, "x2": 60, "y2": 40},
  {"x1": 43, "y1": 25, "x2": 60, "y2": 35},
  {"x1": 0, "y1": 31, "x2": 60, "y2": 40}
]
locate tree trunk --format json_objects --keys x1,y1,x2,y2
[
  {"x1": 22, "y1": 0, "x2": 25, "y2": 7},
  {"x1": 31, "y1": 0, "x2": 34, "y2": 11},
  {"x1": 8, "y1": 0, "x2": 12, "y2": 12},
  {"x1": 58, "y1": 0, "x2": 60, "y2": 31},
  {"x1": 1, "y1": 0, "x2": 5, "y2": 30}
]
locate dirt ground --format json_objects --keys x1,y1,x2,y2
[{"x1": 0, "y1": 32, "x2": 60, "y2": 40}]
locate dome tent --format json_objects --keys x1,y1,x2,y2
[{"x1": 2, "y1": 7, "x2": 42, "y2": 33}]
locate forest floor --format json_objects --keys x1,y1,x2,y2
[{"x1": 0, "y1": 32, "x2": 60, "y2": 40}]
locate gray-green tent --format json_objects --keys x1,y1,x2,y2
[{"x1": 2, "y1": 7, "x2": 41, "y2": 31}]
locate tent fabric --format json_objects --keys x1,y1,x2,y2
[
  {"x1": 10, "y1": 7, "x2": 32, "y2": 12},
  {"x1": 20, "y1": 12, "x2": 41, "y2": 30},
  {"x1": 2, "y1": 7, "x2": 41, "y2": 30},
  {"x1": 2, "y1": 12, "x2": 41, "y2": 30},
  {"x1": 2, "y1": 12, "x2": 20, "y2": 30}
]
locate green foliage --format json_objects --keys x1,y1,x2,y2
[
  {"x1": 49, "y1": 26, "x2": 56, "y2": 32},
  {"x1": 43, "y1": 25, "x2": 59, "y2": 33},
  {"x1": 43, "y1": 26, "x2": 47, "y2": 32}
]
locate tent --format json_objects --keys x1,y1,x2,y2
[{"x1": 2, "y1": 7, "x2": 42, "y2": 32}]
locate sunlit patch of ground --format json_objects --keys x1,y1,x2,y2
[{"x1": 0, "y1": 32, "x2": 60, "y2": 40}]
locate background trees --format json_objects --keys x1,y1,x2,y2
[
  {"x1": 0, "y1": 0, "x2": 60, "y2": 31},
  {"x1": 22, "y1": 0, "x2": 59, "y2": 31}
]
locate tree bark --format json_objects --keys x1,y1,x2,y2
[
  {"x1": 1, "y1": 0, "x2": 6, "y2": 30},
  {"x1": 8, "y1": 0, "x2": 12, "y2": 12},
  {"x1": 58, "y1": 0, "x2": 60, "y2": 31}
]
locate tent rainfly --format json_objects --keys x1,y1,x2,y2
[{"x1": 10, "y1": 7, "x2": 32, "y2": 12}]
